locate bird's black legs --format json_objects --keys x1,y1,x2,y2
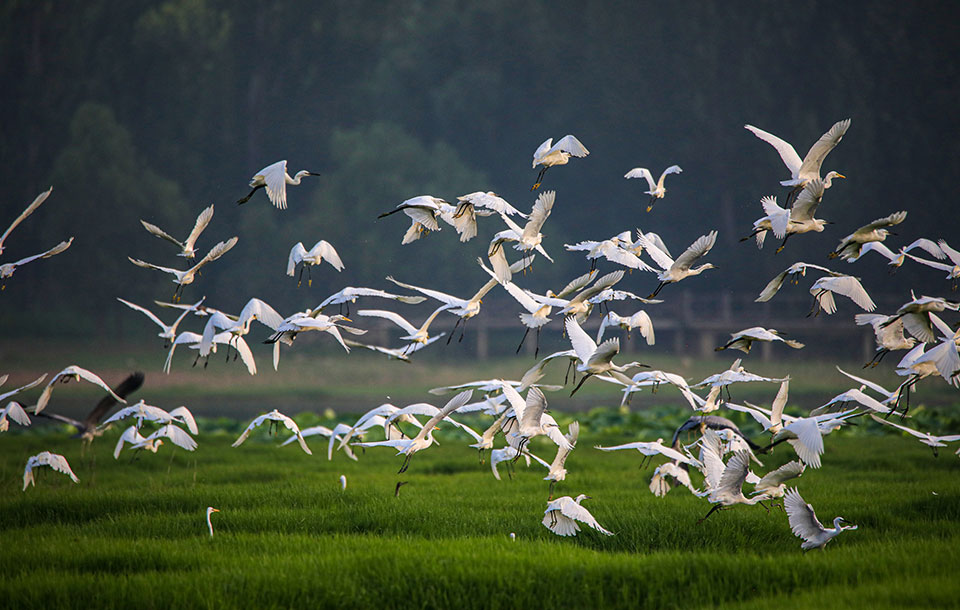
[
  {"x1": 570, "y1": 372, "x2": 594, "y2": 397},
  {"x1": 697, "y1": 504, "x2": 723, "y2": 525}
]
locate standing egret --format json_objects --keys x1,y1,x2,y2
[
  {"x1": 237, "y1": 160, "x2": 318, "y2": 209},
  {"x1": 140, "y1": 204, "x2": 214, "y2": 259},
  {"x1": 830, "y1": 211, "x2": 908, "y2": 260},
  {"x1": 784, "y1": 488, "x2": 857, "y2": 550},
  {"x1": 542, "y1": 494, "x2": 613, "y2": 537},
  {"x1": 624, "y1": 165, "x2": 682, "y2": 211},
  {"x1": 0, "y1": 187, "x2": 52, "y2": 256},
  {"x1": 639, "y1": 230, "x2": 718, "y2": 299},
  {"x1": 744, "y1": 118, "x2": 850, "y2": 195},
  {"x1": 128, "y1": 236, "x2": 239, "y2": 302},
  {"x1": 287, "y1": 240, "x2": 344, "y2": 286},
  {"x1": 23, "y1": 451, "x2": 79, "y2": 490},
  {"x1": 0, "y1": 238, "x2": 74, "y2": 287},
  {"x1": 531, "y1": 135, "x2": 589, "y2": 190},
  {"x1": 206, "y1": 507, "x2": 220, "y2": 537}
]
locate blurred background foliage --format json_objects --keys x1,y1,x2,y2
[{"x1": 1, "y1": 0, "x2": 957, "y2": 339}]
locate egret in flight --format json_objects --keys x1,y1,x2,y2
[
  {"x1": 784, "y1": 488, "x2": 857, "y2": 550},
  {"x1": 237, "y1": 160, "x2": 318, "y2": 209},
  {"x1": 140, "y1": 204, "x2": 214, "y2": 259},
  {"x1": 531, "y1": 135, "x2": 589, "y2": 190},
  {"x1": 542, "y1": 494, "x2": 613, "y2": 537},
  {"x1": 624, "y1": 165, "x2": 682, "y2": 211},
  {"x1": 0, "y1": 187, "x2": 52, "y2": 256}
]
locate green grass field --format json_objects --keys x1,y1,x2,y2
[{"x1": 2, "y1": 418, "x2": 959, "y2": 609}]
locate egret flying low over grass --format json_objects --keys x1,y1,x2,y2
[
  {"x1": 696, "y1": 449, "x2": 771, "y2": 524},
  {"x1": 531, "y1": 135, "x2": 589, "y2": 190},
  {"x1": 595, "y1": 438, "x2": 697, "y2": 467},
  {"x1": 542, "y1": 494, "x2": 613, "y2": 537},
  {"x1": 639, "y1": 230, "x2": 718, "y2": 299},
  {"x1": 287, "y1": 240, "x2": 344, "y2": 286},
  {"x1": 357, "y1": 305, "x2": 452, "y2": 349},
  {"x1": 23, "y1": 451, "x2": 78, "y2": 491},
  {"x1": 544, "y1": 421, "x2": 580, "y2": 499},
  {"x1": 649, "y1": 462, "x2": 699, "y2": 498},
  {"x1": 140, "y1": 204, "x2": 214, "y2": 259},
  {"x1": 784, "y1": 488, "x2": 857, "y2": 550},
  {"x1": 33, "y1": 365, "x2": 127, "y2": 415},
  {"x1": 0, "y1": 187, "x2": 52, "y2": 256},
  {"x1": 0, "y1": 237, "x2": 74, "y2": 287},
  {"x1": 129, "y1": 236, "x2": 238, "y2": 302},
  {"x1": 237, "y1": 160, "x2": 318, "y2": 209},
  {"x1": 0, "y1": 401, "x2": 31, "y2": 432},
  {"x1": 117, "y1": 297, "x2": 202, "y2": 348},
  {"x1": 113, "y1": 423, "x2": 197, "y2": 459},
  {"x1": 870, "y1": 414, "x2": 960, "y2": 457},
  {"x1": 751, "y1": 460, "x2": 805, "y2": 500},
  {"x1": 564, "y1": 316, "x2": 646, "y2": 396},
  {"x1": 624, "y1": 165, "x2": 682, "y2": 211},
  {"x1": 233, "y1": 409, "x2": 312, "y2": 455}
]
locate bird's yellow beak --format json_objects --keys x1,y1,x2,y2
[
  {"x1": 835, "y1": 173, "x2": 847, "y2": 179},
  {"x1": 211, "y1": 508, "x2": 220, "y2": 513}
]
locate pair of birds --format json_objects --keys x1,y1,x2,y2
[{"x1": 0, "y1": 187, "x2": 74, "y2": 287}]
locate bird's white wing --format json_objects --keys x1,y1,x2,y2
[
  {"x1": 659, "y1": 165, "x2": 683, "y2": 183},
  {"x1": 785, "y1": 419, "x2": 824, "y2": 468},
  {"x1": 232, "y1": 414, "x2": 266, "y2": 447},
  {"x1": 140, "y1": 220, "x2": 182, "y2": 247},
  {"x1": 816, "y1": 276, "x2": 876, "y2": 312},
  {"x1": 716, "y1": 450, "x2": 752, "y2": 494},
  {"x1": 555, "y1": 270, "x2": 599, "y2": 298},
  {"x1": 309, "y1": 240, "x2": 344, "y2": 271},
  {"x1": 635, "y1": 233, "x2": 674, "y2": 270},
  {"x1": 287, "y1": 242, "x2": 308, "y2": 276},
  {"x1": 192, "y1": 237, "x2": 239, "y2": 272},
  {"x1": 385, "y1": 275, "x2": 463, "y2": 307},
  {"x1": 784, "y1": 488, "x2": 826, "y2": 542},
  {"x1": 0, "y1": 374, "x2": 48, "y2": 403},
  {"x1": 412, "y1": 389, "x2": 473, "y2": 443},
  {"x1": 356, "y1": 309, "x2": 418, "y2": 335},
  {"x1": 11, "y1": 238, "x2": 74, "y2": 267},
  {"x1": 524, "y1": 190, "x2": 555, "y2": 239},
  {"x1": 261, "y1": 160, "x2": 289, "y2": 209},
  {"x1": 184, "y1": 204, "x2": 214, "y2": 251},
  {"x1": 40, "y1": 452, "x2": 79, "y2": 483},
  {"x1": 559, "y1": 499, "x2": 613, "y2": 536},
  {"x1": 552, "y1": 134, "x2": 589, "y2": 157},
  {"x1": 239, "y1": 297, "x2": 285, "y2": 331},
  {"x1": 625, "y1": 167, "x2": 656, "y2": 190},
  {"x1": 128, "y1": 257, "x2": 179, "y2": 275},
  {"x1": 790, "y1": 179, "x2": 825, "y2": 220},
  {"x1": 798, "y1": 118, "x2": 851, "y2": 176},
  {"x1": 744, "y1": 124, "x2": 803, "y2": 175},
  {"x1": 3, "y1": 401, "x2": 31, "y2": 426},
  {"x1": 723, "y1": 402, "x2": 774, "y2": 430},
  {"x1": 673, "y1": 231, "x2": 717, "y2": 271},
  {"x1": 498, "y1": 381, "x2": 528, "y2": 422},
  {"x1": 151, "y1": 424, "x2": 198, "y2": 452},
  {"x1": 532, "y1": 138, "x2": 554, "y2": 166},
  {"x1": 117, "y1": 298, "x2": 168, "y2": 331},
  {"x1": 755, "y1": 460, "x2": 804, "y2": 489},
  {"x1": 1, "y1": 187, "x2": 52, "y2": 250},
  {"x1": 168, "y1": 406, "x2": 198, "y2": 435},
  {"x1": 114, "y1": 425, "x2": 146, "y2": 458},
  {"x1": 564, "y1": 316, "x2": 597, "y2": 364}
]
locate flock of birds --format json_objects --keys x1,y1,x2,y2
[{"x1": 4, "y1": 118, "x2": 960, "y2": 550}]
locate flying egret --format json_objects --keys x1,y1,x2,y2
[
  {"x1": 448, "y1": 191, "x2": 526, "y2": 242},
  {"x1": 281, "y1": 423, "x2": 362, "y2": 461},
  {"x1": 480, "y1": 259, "x2": 556, "y2": 356},
  {"x1": 596, "y1": 310, "x2": 655, "y2": 346},
  {"x1": 755, "y1": 262, "x2": 842, "y2": 303},
  {"x1": 531, "y1": 135, "x2": 589, "y2": 190},
  {"x1": 287, "y1": 240, "x2": 344, "y2": 286},
  {"x1": 165, "y1": 330, "x2": 257, "y2": 375},
  {"x1": 269, "y1": 313, "x2": 366, "y2": 369},
  {"x1": 618, "y1": 370, "x2": 701, "y2": 410},
  {"x1": 0, "y1": 401, "x2": 31, "y2": 432},
  {"x1": 595, "y1": 438, "x2": 697, "y2": 468},
  {"x1": 377, "y1": 195, "x2": 452, "y2": 245},
  {"x1": 128, "y1": 236, "x2": 238, "y2": 302},
  {"x1": 715, "y1": 327, "x2": 804, "y2": 353},
  {"x1": 117, "y1": 297, "x2": 202, "y2": 347},
  {"x1": 487, "y1": 190, "x2": 556, "y2": 283},
  {"x1": 855, "y1": 313, "x2": 918, "y2": 367},
  {"x1": 342, "y1": 335, "x2": 443, "y2": 363},
  {"x1": 0, "y1": 237, "x2": 74, "y2": 287},
  {"x1": 670, "y1": 415, "x2": 762, "y2": 452},
  {"x1": 881, "y1": 293, "x2": 960, "y2": 343},
  {"x1": 32, "y1": 372, "x2": 144, "y2": 444},
  {"x1": 649, "y1": 462, "x2": 699, "y2": 498},
  {"x1": 113, "y1": 423, "x2": 197, "y2": 458},
  {"x1": 357, "y1": 304, "x2": 453, "y2": 348},
  {"x1": 522, "y1": 269, "x2": 626, "y2": 327},
  {"x1": 564, "y1": 316, "x2": 646, "y2": 396},
  {"x1": 624, "y1": 165, "x2": 683, "y2": 211},
  {"x1": 544, "y1": 421, "x2": 579, "y2": 499},
  {"x1": 140, "y1": 204, "x2": 214, "y2": 259},
  {"x1": 355, "y1": 390, "x2": 473, "y2": 473},
  {"x1": 313, "y1": 286, "x2": 426, "y2": 316},
  {"x1": 489, "y1": 445, "x2": 549, "y2": 481},
  {"x1": 830, "y1": 211, "x2": 908, "y2": 260},
  {"x1": 692, "y1": 359, "x2": 786, "y2": 411},
  {"x1": 199, "y1": 297, "x2": 284, "y2": 360},
  {"x1": 870, "y1": 414, "x2": 960, "y2": 457},
  {"x1": 233, "y1": 409, "x2": 313, "y2": 455},
  {"x1": 742, "y1": 179, "x2": 829, "y2": 252},
  {"x1": 639, "y1": 230, "x2": 718, "y2": 299},
  {"x1": 893, "y1": 331, "x2": 960, "y2": 415},
  {"x1": 784, "y1": 488, "x2": 857, "y2": 550},
  {"x1": 697, "y1": 450, "x2": 772, "y2": 524},
  {"x1": 206, "y1": 507, "x2": 220, "y2": 537},
  {"x1": 810, "y1": 387, "x2": 894, "y2": 417},
  {"x1": 237, "y1": 160, "x2": 318, "y2": 209},
  {"x1": 33, "y1": 365, "x2": 127, "y2": 415},
  {"x1": 752, "y1": 460, "x2": 805, "y2": 500},
  {"x1": 0, "y1": 374, "x2": 48, "y2": 406},
  {"x1": 808, "y1": 275, "x2": 876, "y2": 316},
  {"x1": 904, "y1": 239, "x2": 960, "y2": 288},
  {"x1": 498, "y1": 382, "x2": 571, "y2": 458},
  {"x1": 101, "y1": 399, "x2": 176, "y2": 430},
  {"x1": 744, "y1": 118, "x2": 850, "y2": 194},
  {"x1": 564, "y1": 231, "x2": 656, "y2": 272},
  {"x1": 844, "y1": 238, "x2": 943, "y2": 268},
  {"x1": 23, "y1": 451, "x2": 78, "y2": 491},
  {"x1": 542, "y1": 494, "x2": 613, "y2": 537},
  {"x1": 0, "y1": 187, "x2": 52, "y2": 256}
]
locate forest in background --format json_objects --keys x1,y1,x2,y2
[{"x1": 1, "y1": 1, "x2": 957, "y2": 339}]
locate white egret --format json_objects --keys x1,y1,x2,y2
[
  {"x1": 313, "y1": 286, "x2": 426, "y2": 316},
  {"x1": 830, "y1": 211, "x2": 907, "y2": 260},
  {"x1": 521, "y1": 269, "x2": 625, "y2": 327},
  {"x1": 487, "y1": 190, "x2": 556, "y2": 283},
  {"x1": 755, "y1": 261, "x2": 841, "y2": 303},
  {"x1": 0, "y1": 401, "x2": 31, "y2": 432},
  {"x1": 165, "y1": 330, "x2": 257, "y2": 375},
  {"x1": 448, "y1": 191, "x2": 526, "y2": 242},
  {"x1": 784, "y1": 488, "x2": 857, "y2": 550},
  {"x1": 542, "y1": 494, "x2": 613, "y2": 537},
  {"x1": 595, "y1": 438, "x2": 697, "y2": 467},
  {"x1": 810, "y1": 387, "x2": 894, "y2": 417},
  {"x1": 855, "y1": 313, "x2": 918, "y2": 367},
  {"x1": 237, "y1": 160, "x2": 318, "y2": 209},
  {"x1": 0, "y1": 187, "x2": 52, "y2": 256},
  {"x1": 355, "y1": 390, "x2": 473, "y2": 473},
  {"x1": 692, "y1": 359, "x2": 786, "y2": 411},
  {"x1": 544, "y1": 421, "x2": 579, "y2": 499},
  {"x1": 0, "y1": 374, "x2": 47, "y2": 406},
  {"x1": 564, "y1": 231, "x2": 656, "y2": 272},
  {"x1": 117, "y1": 297, "x2": 202, "y2": 347},
  {"x1": 715, "y1": 327, "x2": 804, "y2": 353},
  {"x1": 893, "y1": 331, "x2": 960, "y2": 415},
  {"x1": 340, "y1": 475, "x2": 347, "y2": 490},
  {"x1": 128, "y1": 236, "x2": 238, "y2": 302},
  {"x1": 199, "y1": 297, "x2": 284, "y2": 360},
  {"x1": 618, "y1": 370, "x2": 701, "y2": 410},
  {"x1": 882, "y1": 293, "x2": 960, "y2": 343},
  {"x1": 357, "y1": 304, "x2": 452, "y2": 348},
  {"x1": 101, "y1": 399, "x2": 175, "y2": 430},
  {"x1": 596, "y1": 310, "x2": 655, "y2": 345},
  {"x1": 233, "y1": 409, "x2": 312, "y2": 455},
  {"x1": 904, "y1": 239, "x2": 960, "y2": 288},
  {"x1": 342, "y1": 335, "x2": 443, "y2": 363},
  {"x1": 33, "y1": 365, "x2": 127, "y2": 415},
  {"x1": 206, "y1": 507, "x2": 220, "y2": 537},
  {"x1": 743, "y1": 179, "x2": 829, "y2": 252},
  {"x1": 624, "y1": 165, "x2": 682, "y2": 211},
  {"x1": 268, "y1": 313, "x2": 365, "y2": 369},
  {"x1": 281, "y1": 423, "x2": 361, "y2": 461},
  {"x1": 287, "y1": 240, "x2": 344, "y2": 286},
  {"x1": 480, "y1": 259, "x2": 556, "y2": 356},
  {"x1": 490, "y1": 445, "x2": 549, "y2": 481},
  {"x1": 140, "y1": 204, "x2": 214, "y2": 259},
  {"x1": 531, "y1": 135, "x2": 589, "y2": 190},
  {"x1": 377, "y1": 195, "x2": 452, "y2": 245},
  {"x1": 845, "y1": 238, "x2": 944, "y2": 268},
  {"x1": 808, "y1": 275, "x2": 876, "y2": 315},
  {"x1": 697, "y1": 450, "x2": 772, "y2": 524},
  {"x1": 639, "y1": 230, "x2": 718, "y2": 298},
  {"x1": 31, "y1": 372, "x2": 144, "y2": 444},
  {"x1": 564, "y1": 316, "x2": 646, "y2": 396},
  {"x1": 498, "y1": 382, "x2": 571, "y2": 457},
  {"x1": 113, "y1": 423, "x2": 197, "y2": 458},
  {"x1": 870, "y1": 414, "x2": 960, "y2": 457},
  {"x1": 1, "y1": 237, "x2": 74, "y2": 287},
  {"x1": 649, "y1": 462, "x2": 699, "y2": 498},
  {"x1": 752, "y1": 460, "x2": 805, "y2": 499},
  {"x1": 744, "y1": 118, "x2": 850, "y2": 191},
  {"x1": 23, "y1": 451, "x2": 79, "y2": 491},
  {"x1": 835, "y1": 366, "x2": 900, "y2": 405}
]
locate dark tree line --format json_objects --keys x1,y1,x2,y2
[{"x1": 1, "y1": 1, "x2": 957, "y2": 338}]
